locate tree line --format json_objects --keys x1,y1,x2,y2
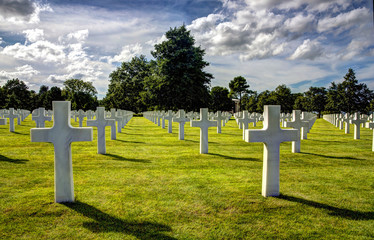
[{"x1": 0, "y1": 26, "x2": 373, "y2": 115}]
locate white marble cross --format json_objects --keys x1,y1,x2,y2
[
  {"x1": 31, "y1": 101, "x2": 93, "y2": 203},
  {"x1": 366, "y1": 122, "x2": 374, "y2": 151},
  {"x1": 164, "y1": 110, "x2": 173, "y2": 133},
  {"x1": 108, "y1": 108, "x2": 122, "y2": 133},
  {"x1": 351, "y1": 113, "x2": 366, "y2": 139},
  {"x1": 173, "y1": 109, "x2": 190, "y2": 140},
  {"x1": 76, "y1": 109, "x2": 86, "y2": 127},
  {"x1": 191, "y1": 108, "x2": 217, "y2": 154},
  {"x1": 87, "y1": 107, "x2": 115, "y2": 154},
  {"x1": 4, "y1": 108, "x2": 18, "y2": 132},
  {"x1": 160, "y1": 111, "x2": 166, "y2": 129},
  {"x1": 32, "y1": 107, "x2": 52, "y2": 128},
  {"x1": 285, "y1": 110, "x2": 309, "y2": 153},
  {"x1": 343, "y1": 113, "x2": 350, "y2": 134},
  {"x1": 244, "y1": 105, "x2": 299, "y2": 197},
  {"x1": 213, "y1": 111, "x2": 226, "y2": 134},
  {"x1": 238, "y1": 110, "x2": 256, "y2": 140}
]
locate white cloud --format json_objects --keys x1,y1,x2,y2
[
  {"x1": 284, "y1": 14, "x2": 315, "y2": 33},
  {"x1": 109, "y1": 43, "x2": 143, "y2": 63},
  {"x1": 317, "y1": 7, "x2": 370, "y2": 33},
  {"x1": 23, "y1": 28, "x2": 44, "y2": 43},
  {"x1": 1, "y1": 41, "x2": 65, "y2": 63},
  {"x1": 66, "y1": 29, "x2": 89, "y2": 43},
  {"x1": 0, "y1": 64, "x2": 39, "y2": 81},
  {"x1": 340, "y1": 39, "x2": 374, "y2": 60},
  {"x1": 289, "y1": 39, "x2": 324, "y2": 60}
]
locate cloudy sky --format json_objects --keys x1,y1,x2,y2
[{"x1": 0, "y1": 0, "x2": 373, "y2": 98}]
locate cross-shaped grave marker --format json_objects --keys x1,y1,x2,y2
[
  {"x1": 238, "y1": 110, "x2": 256, "y2": 140},
  {"x1": 343, "y1": 113, "x2": 350, "y2": 134},
  {"x1": 213, "y1": 111, "x2": 226, "y2": 134},
  {"x1": 108, "y1": 108, "x2": 123, "y2": 133},
  {"x1": 31, "y1": 101, "x2": 92, "y2": 202},
  {"x1": 4, "y1": 108, "x2": 18, "y2": 132},
  {"x1": 351, "y1": 112, "x2": 366, "y2": 140},
  {"x1": 191, "y1": 108, "x2": 217, "y2": 154},
  {"x1": 87, "y1": 107, "x2": 115, "y2": 154},
  {"x1": 285, "y1": 110, "x2": 309, "y2": 153},
  {"x1": 32, "y1": 107, "x2": 52, "y2": 128},
  {"x1": 244, "y1": 105, "x2": 299, "y2": 197},
  {"x1": 76, "y1": 109, "x2": 86, "y2": 127},
  {"x1": 173, "y1": 109, "x2": 190, "y2": 140},
  {"x1": 366, "y1": 122, "x2": 374, "y2": 151},
  {"x1": 164, "y1": 110, "x2": 173, "y2": 133}
]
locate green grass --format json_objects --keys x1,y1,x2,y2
[{"x1": 1, "y1": 116, "x2": 373, "y2": 239}]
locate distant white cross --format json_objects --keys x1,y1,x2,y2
[
  {"x1": 76, "y1": 109, "x2": 86, "y2": 127},
  {"x1": 32, "y1": 107, "x2": 52, "y2": 128},
  {"x1": 213, "y1": 111, "x2": 226, "y2": 134},
  {"x1": 351, "y1": 112, "x2": 366, "y2": 139},
  {"x1": 173, "y1": 109, "x2": 190, "y2": 140},
  {"x1": 87, "y1": 107, "x2": 115, "y2": 154},
  {"x1": 366, "y1": 122, "x2": 374, "y2": 151},
  {"x1": 285, "y1": 110, "x2": 309, "y2": 153},
  {"x1": 245, "y1": 105, "x2": 298, "y2": 197},
  {"x1": 31, "y1": 101, "x2": 93, "y2": 203},
  {"x1": 164, "y1": 110, "x2": 173, "y2": 133},
  {"x1": 191, "y1": 108, "x2": 217, "y2": 154},
  {"x1": 4, "y1": 108, "x2": 18, "y2": 132},
  {"x1": 237, "y1": 111, "x2": 256, "y2": 140}
]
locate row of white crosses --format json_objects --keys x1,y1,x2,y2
[
  {"x1": 323, "y1": 113, "x2": 368, "y2": 139},
  {"x1": 324, "y1": 112, "x2": 374, "y2": 151},
  {"x1": 144, "y1": 109, "x2": 232, "y2": 153},
  {"x1": 1, "y1": 108, "x2": 31, "y2": 132}
]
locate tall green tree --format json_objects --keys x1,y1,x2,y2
[
  {"x1": 270, "y1": 84, "x2": 294, "y2": 113},
  {"x1": 2, "y1": 79, "x2": 32, "y2": 110},
  {"x1": 63, "y1": 79, "x2": 98, "y2": 110},
  {"x1": 104, "y1": 55, "x2": 150, "y2": 112},
  {"x1": 210, "y1": 86, "x2": 232, "y2": 112},
  {"x1": 241, "y1": 91, "x2": 258, "y2": 112},
  {"x1": 256, "y1": 90, "x2": 276, "y2": 112},
  {"x1": 303, "y1": 87, "x2": 327, "y2": 117},
  {"x1": 149, "y1": 25, "x2": 213, "y2": 111},
  {"x1": 326, "y1": 69, "x2": 373, "y2": 113},
  {"x1": 229, "y1": 76, "x2": 250, "y2": 111}
]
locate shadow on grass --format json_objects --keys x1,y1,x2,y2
[
  {"x1": 277, "y1": 194, "x2": 374, "y2": 220},
  {"x1": 11, "y1": 131, "x2": 28, "y2": 135},
  {"x1": 105, "y1": 153, "x2": 151, "y2": 163},
  {"x1": 0, "y1": 154, "x2": 29, "y2": 164},
  {"x1": 115, "y1": 139, "x2": 145, "y2": 144},
  {"x1": 208, "y1": 153, "x2": 260, "y2": 162},
  {"x1": 301, "y1": 152, "x2": 362, "y2": 160},
  {"x1": 63, "y1": 201, "x2": 176, "y2": 239}
]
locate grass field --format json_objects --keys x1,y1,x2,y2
[{"x1": 1, "y1": 115, "x2": 373, "y2": 239}]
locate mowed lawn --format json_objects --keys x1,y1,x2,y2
[{"x1": 1, "y1": 115, "x2": 373, "y2": 239}]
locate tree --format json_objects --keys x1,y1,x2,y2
[
  {"x1": 2, "y1": 79, "x2": 32, "y2": 110},
  {"x1": 149, "y1": 25, "x2": 213, "y2": 111},
  {"x1": 293, "y1": 95, "x2": 307, "y2": 111},
  {"x1": 303, "y1": 87, "x2": 327, "y2": 117},
  {"x1": 256, "y1": 90, "x2": 276, "y2": 112},
  {"x1": 271, "y1": 84, "x2": 294, "y2": 113},
  {"x1": 210, "y1": 86, "x2": 232, "y2": 112},
  {"x1": 326, "y1": 69, "x2": 373, "y2": 114},
  {"x1": 241, "y1": 91, "x2": 258, "y2": 112},
  {"x1": 104, "y1": 55, "x2": 150, "y2": 112},
  {"x1": 63, "y1": 79, "x2": 98, "y2": 110},
  {"x1": 229, "y1": 76, "x2": 250, "y2": 111}
]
